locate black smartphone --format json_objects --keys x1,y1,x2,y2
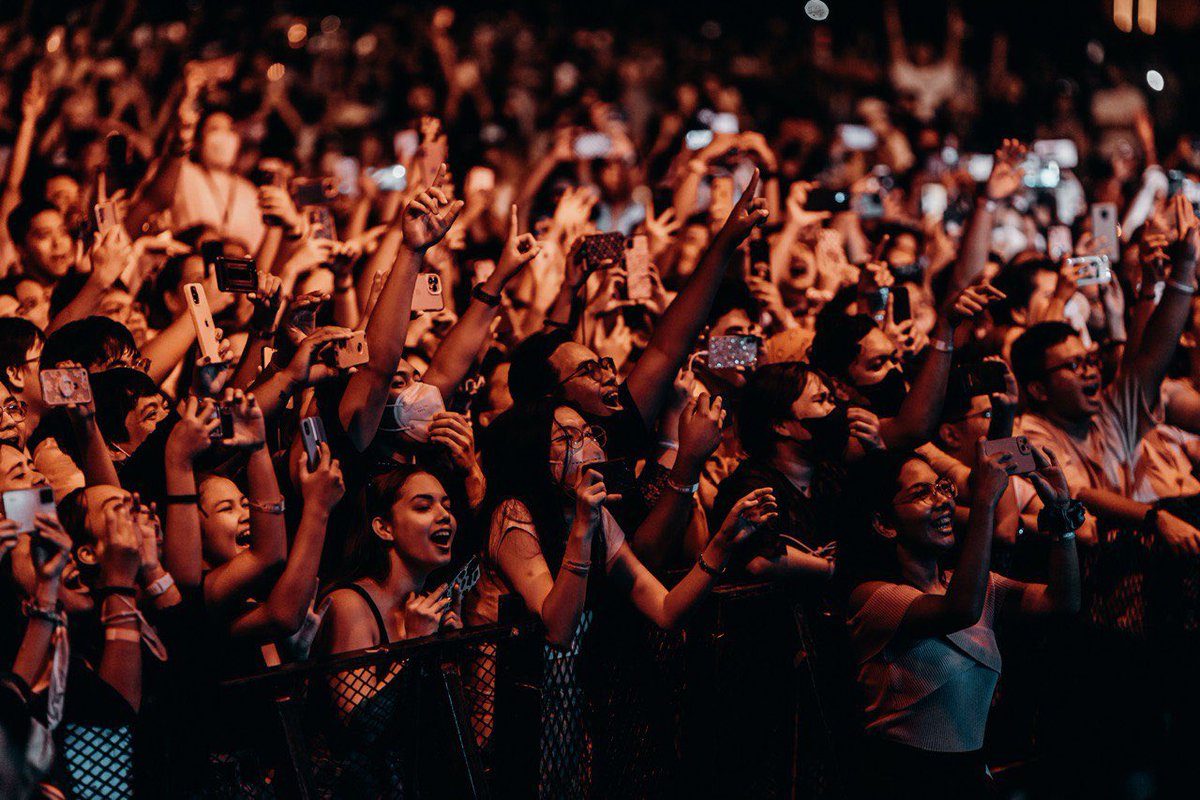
[
  {"x1": 199, "y1": 240, "x2": 225, "y2": 277},
  {"x1": 956, "y1": 361, "x2": 1009, "y2": 398},
  {"x1": 300, "y1": 416, "x2": 327, "y2": 471},
  {"x1": 292, "y1": 178, "x2": 337, "y2": 207},
  {"x1": 805, "y1": 188, "x2": 851, "y2": 213},
  {"x1": 209, "y1": 405, "x2": 234, "y2": 440},
  {"x1": 891, "y1": 286, "x2": 911, "y2": 324},
  {"x1": 747, "y1": 238, "x2": 771, "y2": 278},
  {"x1": 215, "y1": 256, "x2": 258, "y2": 293},
  {"x1": 582, "y1": 458, "x2": 637, "y2": 497},
  {"x1": 106, "y1": 133, "x2": 129, "y2": 191}
]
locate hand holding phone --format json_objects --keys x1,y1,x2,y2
[
  {"x1": 981, "y1": 436, "x2": 1037, "y2": 475},
  {"x1": 412, "y1": 273, "x2": 446, "y2": 312},
  {"x1": 300, "y1": 416, "x2": 328, "y2": 471},
  {"x1": 707, "y1": 335, "x2": 760, "y2": 370},
  {"x1": 40, "y1": 367, "x2": 92, "y2": 407},
  {"x1": 215, "y1": 256, "x2": 258, "y2": 293},
  {"x1": 184, "y1": 283, "x2": 223, "y2": 363}
]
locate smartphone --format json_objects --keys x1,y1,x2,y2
[
  {"x1": 250, "y1": 164, "x2": 286, "y2": 188},
  {"x1": 579, "y1": 232, "x2": 625, "y2": 272},
  {"x1": 1, "y1": 486, "x2": 56, "y2": 535},
  {"x1": 625, "y1": 235, "x2": 653, "y2": 301},
  {"x1": 465, "y1": 166, "x2": 496, "y2": 195},
  {"x1": 686, "y1": 129, "x2": 714, "y2": 150},
  {"x1": 215, "y1": 256, "x2": 258, "y2": 293},
  {"x1": 956, "y1": 361, "x2": 1009, "y2": 398},
  {"x1": 707, "y1": 334, "x2": 760, "y2": 370},
  {"x1": 105, "y1": 133, "x2": 129, "y2": 191},
  {"x1": 306, "y1": 206, "x2": 337, "y2": 242},
  {"x1": 920, "y1": 184, "x2": 949, "y2": 220},
  {"x1": 300, "y1": 416, "x2": 327, "y2": 471},
  {"x1": 333, "y1": 156, "x2": 359, "y2": 197},
  {"x1": 1048, "y1": 225, "x2": 1073, "y2": 260},
  {"x1": 1023, "y1": 153, "x2": 1061, "y2": 190},
  {"x1": 209, "y1": 404, "x2": 234, "y2": 441},
  {"x1": 865, "y1": 286, "x2": 890, "y2": 322},
  {"x1": 1066, "y1": 254, "x2": 1113, "y2": 287},
  {"x1": 1090, "y1": 203, "x2": 1119, "y2": 260},
  {"x1": 184, "y1": 282, "x2": 222, "y2": 362},
  {"x1": 94, "y1": 200, "x2": 121, "y2": 235},
  {"x1": 292, "y1": 177, "x2": 337, "y2": 207},
  {"x1": 710, "y1": 175, "x2": 735, "y2": 222},
  {"x1": 747, "y1": 238, "x2": 771, "y2": 279},
  {"x1": 394, "y1": 130, "x2": 419, "y2": 160},
  {"x1": 891, "y1": 286, "x2": 911, "y2": 324},
  {"x1": 806, "y1": 188, "x2": 851, "y2": 213},
  {"x1": 838, "y1": 124, "x2": 878, "y2": 151},
  {"x1": 582, "y1": 458, "x2": 638, "y2": 497},
  {"x1": 855, "y1": 192, "x2": 885, "y2": 220},
  {"x1": 439, "y1": 556, "x2": 482, "y2": 601},
  {"x1": 1168, "y1": 169, "x2": 1200, "y2": 212},
  {"x1": 965, "y1": 154, "x2": 994, "y2": 183},
  {"x1": 1033, "y1": 138, "x2": 1079, "y2": 169},
  {"x1": 368, "y1": 164, "x2": 407, "y2": 192},
  {"x1": 412, "y1": 273, "x2": 446, "y2": 312},
  {"x1": 39, "y1": 368, "x2": 92, "y2": 407},
  {"x1": 573, "y1": 132, "x2": 612, "y2": 160},
  {"x1": 709, "y1": 112, "x2": 740, "y2": 135},
  {"x1": 331, "y1": 330, "x2": 369, "y2": 369},
  {"x1": 981, "y1": 435, "x2": 1037, "y2": 475}
]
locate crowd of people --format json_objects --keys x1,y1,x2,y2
[{"x1": 0, "y1": 1, "x2": 1198, "y2": 798}]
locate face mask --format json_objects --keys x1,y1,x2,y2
[
  {"x1": 798, "y1": 405, "x2": 850, "y2": 459},
  {"x1": 857, "y1": 368, "x2": 907, "y2": 418},
  {"x1": 381, "y1": 382, "x2": 445, "y2": 442},
  {"x1": 549, "y1": 437, "x2": 605, "y2": 490},
  {"x1": 202, "y1": 129, "x2": 241, "y2": 170}
]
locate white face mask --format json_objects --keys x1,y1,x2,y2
[
  {"x1": 549, "y1": 436, "x2": 605, "y2": 489},
  {"x1": 202, "y1": 129, "x2": 241, "y2": 170},
  {"x1": 381, "y1": 382, "x2": 445, "y2": 442}
]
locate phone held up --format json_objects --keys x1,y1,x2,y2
[
  {"x1": 981, "y1": 436, "x2": 1037, "y2": 475},
  {"x1": 40, "y1": 367, "x2": 92, "y2": 407}
]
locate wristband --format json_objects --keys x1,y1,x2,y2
[
  {"x1": 562, "y1": 558, "x2": 591, "y2": 577},
  {"x1": 658, "y1": 440, "x2": 679, "y2": 451},
  {"x1": 247, "y1": 498, "x2": 286, "y2": 515},
  {"x1": 1053, "y1": 530, "x2": 1077, "y2": 543},
  {"x1": 472, "y1": 284, "x2": 502, "y2": 307},
  {"x1": 665, "y1": 476, "x2": 699, "y2": 495},
  {"x1": 931, "y1": 338, "x2": 954, "y2": 353},
  {"x1": 105, "y1": 628, "x2": 141, "y2": 643},
  {"x1": 1037, "y1": 498, "x2": 1086, "y2": 536},
  {"x1": 164, "y1": 494, "x2": 198, "y2": 505},
  {"x1": 1165, "y1": 278, "x2": 1195, "y2": 296},
  {"x1": 21, "y1": 599, "x2": 65, "y2": 626},
  {"x1": 697, "y1": 552, "x2": 725, "y2": 577},
  {"x1": 145, "y1": 573, "x2": 176, "y2": 599}
]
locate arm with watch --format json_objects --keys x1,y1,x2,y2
[{"x1": 423, "y1": 204, "x2": 541, "y2": 399}]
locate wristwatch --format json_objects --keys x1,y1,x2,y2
[
  {"x1": 1037, "y1": 498, "x2": 1086, "y2": 537},
  {"x1": 1143, "y1": 504, "x2": 1160, "y2": 532}
]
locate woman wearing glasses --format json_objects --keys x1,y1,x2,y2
[{"x1": 839, "y1": 443, "x2": 1080, "y2": 799}]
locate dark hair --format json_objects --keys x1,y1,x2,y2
[
  {"x1": 340, "y1": 466, "x2": 447, "y2": 585},
  {"x1": 5, "y1": 200, "x2": 57, "y2": 246},
  {"x1": 809, "y1": 312, "x2": 877, "y2": 381},
  {"x1": 56, "y1": 488, "x2": 90, "y2": 549},
  {"x1": 48, "y1": 271, "x2": 92, "y2": 319},
  {"x1": 738, "y1": 362, "x2": 825, "y2": 461},
  {"x1": 706, "y1": 280, "x2": 757, "y2": 329},
  {"x1": 1010, "y1": 321, "x2": 1078, "y2": 390},
  {"x1": 0, "y1": 317, "x2": 44, "y2": 390},
  {"x1": 988, "y1": 258, "x2": 1057, "y2": 327},
  {"x1": 837, "y1": 449, "x2": 930, "y2": 589},
  {"x1": 507, "y1": 329, "x2": 572, "y2": 406},
  {"x1": 89, "y1": 367, "x2": 162, "y2": 445},
  {"x1": 41, "y1": 317, "x2": 139, "y2": 372}
]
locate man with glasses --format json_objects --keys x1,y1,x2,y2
[{"x1": 0, "y1": 316, "x2": 46, "y2": 436}]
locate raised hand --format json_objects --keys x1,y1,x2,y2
[
  {"x1": 495, "y1": 204, "x2": 542, "y2": 282},
  {"x1": 428, "y1": 411, "x2": 478, "y2": 474},
  {"x1": 969, "y1": 437, "x2": 1015, "y2": 508},
  {"x1": 99, "y1": 503, "x2": 143, "y2": 589},
  {"x1": 401, "y1": 164, "x2": 465, "y2": 253},
  {"x1": 677, "y1": 392, "x2": 726, "y2": 464},
  {"x1": 222, "y1": 388, "x2": 267, "y2": 449},
  {"x1": 986, "y1": 139, "x2": 1027, "y2": 201},
  {"x1": 1026, "y1": 445, "x2": 1070, "y2": 509},
  {"x1": 786, "y1": 181, "x2": 832, "y2": 228},
  {"x1": 89, "y1": 224, "x2": 134, "y2": 287},
  {"x1": 298, "y1": 442, "x2": 346, "y2": 509},
  {"x1": 847, "y1": 407, "x2": 885, "y2": 450},
  {"x1": 943, "y1": 282, "x2": 1006, "y2": 328},
  {"x1": 719, "y1": 169, "x2": 769, "y2": 243},
  {"x1": 643, "y1": 203, "x2": 681, "y2": 258},
  {"x1": 248, "y1": 272, "x2": 283, "y2": 334},
  {"x1": 167, "y1": 396, "x2": 219, "y2": 462},
  {"x1": 258, "y1": 185, "x2": 304, "y2": 234},
  {"x1": 31, "y1": 514, "x2": 73, "y2": 586},
  {"x1": 0, "y1": 519, "x2": 17, "y2": 564}
]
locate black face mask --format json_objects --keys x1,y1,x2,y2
[
  {"x1": 798, "y1": 404, "x2": 850, "y2": 459},
  {"x1": 857, "y1": 368, "x2": 907, "y2": 418}
]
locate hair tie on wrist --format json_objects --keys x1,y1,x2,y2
[{"x1": 472, "y1": 284, "x2": 502, "y2": 307}]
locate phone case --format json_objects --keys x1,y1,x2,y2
[
  {"x1": 215, "y1": 257, "x2": 258, "y2": 293},
  {"x1": 184, "y1": 283, "x2": 222, "y2": 362},
  {"x1": 209, "y1": 405, "x2": 234, "y2": 441},
  {"x1": 413, "y1": 273, "x2": 446, "y2": 312},
  {"x1": 1067, "y1": 255, "x2": 1112, "y2": 287},
  {"x1": 306, "y1": 207, "x2": 337, "y2": 242},
  {"x1": 332, "y1": 331, "x2": 370, "y2": 369},
  {"x1": 300, "y1": 416, "x2": 327, "y2": 470},
  {"x1": 625, "y1": 236, "x2": 653, "y2": 301},
  {"x1": 2, "y1": 486, "x2": 56, "y2": 533},
  {"x1": 580, "y1": 233, "x2": 625, "y2": 272},
  {"x1": 981, "y1": 436, "x2": 1037, "y2": 475},
  {"x1": 94, "y1": 201, "x2": 121, "y2": 235},
  {"x1": 707, "y1": 335, "x2": 760, "y2": 370},
  {"x1": 40, "y1": 368, "x2": 92, "y2": 406},
  {"x1": 1090, "y1": 204, "x2": 1119, "y2": 261}
]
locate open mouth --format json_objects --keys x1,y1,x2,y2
[
  {"x1": 930, "y1": 510, "x2": 954, "y2": 534},
  {"x1": 1081, "y1": 382, "x2": 1100, "y2": 398},
  {"x1": 235, "y1": 525, "x2": 252, "y2": 547},
  {"x1": 601, "y1": 389, "x2": 622, "y2": 410},
  {"x1": 430, "y1": 527, "x2": 454, "y2": 550},
  {"x1": 62, "y1": 565, "x2": 86, "y2": 593}
]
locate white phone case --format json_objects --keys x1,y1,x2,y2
[
  {"x1": 413, "y1": 273, "x2": 446, "y2": 312},
  {"x1": 184, "y1": 282, "x2": 222, "y2": 362}
]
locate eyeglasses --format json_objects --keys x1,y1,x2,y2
[
  {"x1": 551, "y1": 423, "x2": 607, "y2": 451},
  {"x1": 949, "y1": 408, "x2": 992, "y2": 423},
  {"x1": 896, "y1": 477, "x2": 958, "y2": 506},
  {"x1": 1, "y1": 399, "x2": 27, "y2": 422},
  {"x1": 1044, "y1": 352, "x2": 1101, "y2": 376},
  {"x1": 559, "y1": 357, "x2": 616, "y2": 385}
]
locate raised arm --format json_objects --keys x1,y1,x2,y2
[
  {"x1": 229, "y1": 445, "x2": 343, "y2": 639},
  {"x1": 97, "y1": 504, "x2": 146, "y2": 711},
  {"x1": 423, "y1": 205, "x2": 540, "y2": 399},
  {"x1": 625, "y1": 170, "x2": 768, "y2": 427},
  {"x1": 338, "y1": 165, "x2": 463, "y2": 451},
  {"x1": 950, "y1": 140, "x2": 1026, "y2": 292},
  {"x1": 0, "y1": 71, "x2": 48, "y2": 229}
]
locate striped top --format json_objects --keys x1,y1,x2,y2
[{"x1": 847, "y1": 572, "x2": 1019, "y2": 752}]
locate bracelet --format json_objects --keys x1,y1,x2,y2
[
  {"x1": 101, "y1": 610, "x2": 141, "y2": 627},
  {"x1": 145, "y1": 573, "x2": 176, "y2": 599},
  {"x1": 544, "y1": 318, "x2": 570, "y2": 329},
  {"x1": 164, "y1": 494, "x2": 198, "y2": 505},
  {"x1": 21, "y1": 599, "x2": 65, "y2": 626},
  {"x1": 562, "y1": 558, "x2": 591, "y2": 577},
  {"x1": 1165, "y1": 278, "x2": 1196, "y2": 295},
  {"x1": 931, "y1": 338, "x2": 954, "y2": 353},
  {"x1": 1053, "y1": 531, "x2": 1077, "y2": 543},
  {"x1": 697, "y1": 552, "x2": 725, "y2": 577},
  {"x1": 665, "y1": 476, "x2": 699, "y2": 495},
  {"x1": 472, "y1": 284, "x2": 502, "y2": 307},
  {"x1": 658, "y1": 440, "x2": 679, "y2": 451},
  {"x1": 105, "y1": 628, "x2": 141, "y2": 643},
  {"x1": 247, "y1": 498, "x2": 286, "y2": 514}
]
